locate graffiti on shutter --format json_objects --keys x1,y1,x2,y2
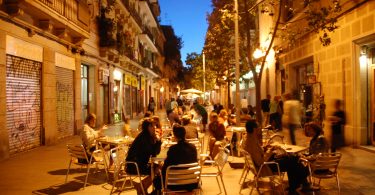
[
  {"x1": 6, "y1": 55, "x2": 41, "y2": 155},
  {"x1": 56, "y1": 67, "x2": 74, "y2": 139}
]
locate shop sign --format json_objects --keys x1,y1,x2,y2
[
  {"x1": 132, "y1": 76, "x2": 138, "y2": 88},
  {"x1": 125, "y1": 74, "x2": 132, "y2": 85},
  {"x1": 141, "y1": 76, "x2": 145, "y2": 90},
  {"x1": 307, "y1": 75, "x2": 317, "y2": 84}
]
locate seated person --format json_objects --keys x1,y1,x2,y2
[
  {"x1": 80, "y1": 113, "x2": 106, "y2": 163},
  {"x1": 218, "y1": 109, "x2": 229, "y2": 128},
  {"x1": 152, "y1": 115, "x2": 162, "y2": 138},
  {"x1": 126, "y1": 119, "x2": 162, "y2": 194},
  {"x1": 153, "y1": 125, "x2": 198, "y2": 193},
  {"x1": 244, "y1": 120, "x2": 317, "y2": 193},
  {"x1": 181, "y1": 115, "x2": 198, "y2": 139},
  {"x1": 208, "y1": 112, "x2": 226, "y2": 159},
  {"x1": 304, "y1": 122, "x2": 329, "y2": 156},
  {"x1": 167, "y1": 107, "x2": 181, "y2": 126}
]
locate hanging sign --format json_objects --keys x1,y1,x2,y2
[
  {"x1": 125, "y1": 74, "x2": 132, "y2": 85},
  {"x1": 141, "y1": 76, "x2": 145, "y2": 90},
  {"x1": 131, "y1": 76, "x2": 138, "y2": 88}
]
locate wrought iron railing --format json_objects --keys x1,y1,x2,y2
[{"x1": 38, "y1": 0, "x2": 78, "y2": 23}]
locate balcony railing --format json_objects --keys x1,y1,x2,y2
[
  {"x1": 143, "y1": 26, "x2": 154, "y2": 42},
  {"x1": 38, "y1": 0, "x2": 78, "y2": 23},
  {"x1": 120, "y1": 0, "x2": 143, "y2": 28}
]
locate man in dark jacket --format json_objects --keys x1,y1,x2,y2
[{"x1": 153, "y1": 125, "x2": 198, "y2": 193}]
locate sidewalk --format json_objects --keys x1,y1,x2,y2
[{"x1": 0, "y1": 111, "x2": 375, "y2": 194}]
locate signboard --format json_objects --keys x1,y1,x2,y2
[
  {"x1": 141, "y1": 76, "x2": 145, "y2": 90},
  {"x1": 307, "y1": 75, "x2": 317, "y2": 84},
  {"x1": 131, "y1": 76, "x2": 138, "y2": 88},
  {"x1": 125, "y1": 74, "x2": 132, "y2": 85}
]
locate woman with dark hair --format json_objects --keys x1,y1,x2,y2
[
  {"x1": 244, "y1": 120, "x2": 316, "y2": 194},
  {"x1": 126, "y1": 119, "x2": 162, "y2": 194},
  {"x1": 304, "y1": 122, "x2": 329, "y2": 155}
]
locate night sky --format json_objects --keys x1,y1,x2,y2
[{"x1": 158, "y1": 0, "x2": 213, "y2": 66}]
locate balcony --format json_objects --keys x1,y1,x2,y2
[
  {"x1": 120, "y1": 0, "x2": 143, "y2": 28},
  {"x1": 3, "y1": 0, "x2": 90, "y2": 42},
  {"x1": 139, "y1": 0, "x2": 157, "y2": 27},
  {"x1": 139, "y1": 26, "x2": 157, "y2": 53}
]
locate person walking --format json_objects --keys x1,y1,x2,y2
[
  {"x1": 148, "y1": 97, "x2": 156, "y2": 115},
  {"x1": 329, "y1": 99, "x2": 346, "y2": 153},
  {"x1": 261, "y1": 94, "x2": 271, "y2": 127},
  {"x1": 282, "y1": 93, "x2": 301, "y2": 145}
]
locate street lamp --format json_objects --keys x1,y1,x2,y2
[
  {"x1": 202, "y1": 51, "x2": 206, "y2": 99},
  {"x1": 234, "y1": 0, "x2": 241, "y2": 123}
]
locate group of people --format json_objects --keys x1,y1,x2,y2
[{"x1": 243, "y1": 119, "x2": 330, "y2": 194}]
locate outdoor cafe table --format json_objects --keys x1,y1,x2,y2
[
  {"x1": 96, "y1": 136, "x2": 134, "y2": 146},
  {"x1": 271, "y1": 143, "x2": 308, "y2": 154}
]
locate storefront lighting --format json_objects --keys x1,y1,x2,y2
[
  {"x1": 113, "y1": 86, "x2": 118, "y2": 92},
  {"x1": 160, "y1": 86, "x2": 164, "y2": 92},
  {"x1": 113, "y1": 70, "x2": 122, "y2": 81},
  {"x1": 253, "y1": 48, "x2": 265, "y2": 59},
  {"x1": 360, "y1": 46, "x2": 368, "y2": 67}
]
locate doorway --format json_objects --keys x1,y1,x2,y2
[{"x1": 369, "y1": 48, "x2": 375, "y2": 145}]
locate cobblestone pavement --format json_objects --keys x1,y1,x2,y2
[{"x1": 0, "y1": 110, "x2": 374, "y2": 195}]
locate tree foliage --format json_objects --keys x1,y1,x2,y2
[
  {"x1": 202, "y1": 0, "x2": 343, "y2": 124},
  {"x1": 185, "y1": 52, "x2": 216, "y2": 91}
]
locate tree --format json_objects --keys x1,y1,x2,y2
[
  {"x1": 204, "y1": 0, "x2": 342, "y2": 124},
  {"x1": 161, "y1": 25, "x2": 184, "y2": 87},
  {"x1": 185, "y1": 52, "x2": 216, "y2": 91}
]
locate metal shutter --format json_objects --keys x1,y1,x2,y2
[
  {"x1": 6, "y1": 55, "x2": 42, "y2": 155},
  {"x1": 56, "y1": 66, "x2": 75, "y2": 139}
]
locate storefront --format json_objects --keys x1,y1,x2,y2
[
  {"x1": 5, "y1": 36, "x2": 43, "y2": 155},
  {"x1": 55, "y1": 53, "x2": 75, "y2": 139}
]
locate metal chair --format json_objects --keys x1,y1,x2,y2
[
  {"x1": 162, "y1": 162, "x2": 202, "y2": 195},
  {"x1": 65, "y1": 144, "x2": 107, "y2": 189},
  {"x1": 309, "y1": 152, "x2": 342, "y2": 193},
  {"x1": 201, "y1": 147, "x2": 230, "y2": 195},
  {"x1": 239, "y1": 149, "x2": 285, "y2": 194},
  {"x1": 120, "y1": 161, "x2": 148, "y2": 195},
  {"x1": 108, "y1": 146, "x2": 128, "y2": 193}
]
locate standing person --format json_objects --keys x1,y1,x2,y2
[
  {"x1": 165, "y1": 98, "x2": 172, "y2": 115},
  {"x1": 269, "y1": 96, "x2": 282, "y2": 130},
  {"x1": 261, "y1": 94, "x2": 271, "y2": 127},
  {"x1": 192, "y1": 101, "x2": 208, "y2": 132},
  {"x1": 282, "y1": 93, "x2": 301, "y2": 145},
  {"x1": 126, "y1": 119, "x2": 162, "y2": 194},
  {"x1": 148, "y1": 97, "x2": 156, "y2": 115},
  {"x1": 80, "y1": 113, "x2": 106, "y2": 163},
  {"x1": 329, "y1": 99, "x2": 346, "y2": 153}
]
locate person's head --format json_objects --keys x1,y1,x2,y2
[
  {"x1": 245, "y1": 119, "x2": 258, "y2": 134},
  {"x1": 142, "y1": 119, "x2": 155, "y2": 137},
  {"x1": 85, "y1": 113, "x2": 97, "y2": 128},
  {"x1": 219, "y1": 109, "x2": 228, "y2": 119},
  {"x1": 210, "y1": 112, "x2": 219, "y2": 122},
  {"x1": 181, "y1": 115, "x2": 191, "y2": 126},
  {"x1": 283, "y1": 93, "x2": 291, "y2": 100},
  {"x1": 124, "y1": 117, "x2": 130, "y2": 124},
  {"x1": 267, "y1": 94, "x2": 271, "y2": 99},
  {"x1": 152, "y1": 116, "x2": 161, "y2": 128},
  {"x1": 304, "y1": 122, "x2": 323, "y2": 137},
  {"x1": 334, "y1": 99, "x2": 343, "y2": 110},
  {"x1": 144, "y1": 111, "x2": 152, "y2": 118},
  {"x1": 172, "y1": 124, "x2": 186, "y2": 141}
]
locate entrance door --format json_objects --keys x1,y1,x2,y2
[{"x1": 81, "y1": 65, "x2": 88, "y2": 122}]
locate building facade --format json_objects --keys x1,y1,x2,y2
[
  {"x1": 259, "y1": 0, "x2": 375, "y2": 147},
  {"x1": 0, "y1": 0, "x2": 166, "y2": 160}
]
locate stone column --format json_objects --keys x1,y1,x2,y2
[
  {"x1": 42, "y1": 48, "x2": 58, "y2": 145},
  {"x1": 0, "y1": 31, "x2": 10, "y2": 160}
]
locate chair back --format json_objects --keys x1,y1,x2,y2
[
  {"x1": 266, "y1": 134, "x2": 285, "y2": 146},
  {"x1": 215, "y1": 147, "x2": 230, "y2": 172},
  {"x1": 241, "y1": 149, "x2": 258, "y2": 176},
  {"x1": 312, "y1": 152, "x2": 341, "y2": 174},
  {"x1": 164, "y1": 163, "x2": 201, "y2": 189},
  {"x1": 67, "y1": 144, "x2": 89, "y2": 163},
  {"x1": 110, "y1": 146, "x2": 128, "y2": 176}
]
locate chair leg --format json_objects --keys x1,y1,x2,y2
[
  {"x1": 336, "y1": 173, "x2": 340, "y2": 194},
  {"x1": 84, "y1": 164, "x2": 91, "y2": 189},
  {"x1": 65, "y1": 160, "x2": 72, "y2": 183},
  {"x1": 139, "y1": 176, "x2": 146, "y2": 195},
  {"x1": 220, "y1": 174, "x2": 227, "y2": 195},
  {"x1": 238, "y1": 167, "x2": 246, "y2": 184},
  {"x1": 215, "y1": 176, "x2": 222, "y2": 194}
]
